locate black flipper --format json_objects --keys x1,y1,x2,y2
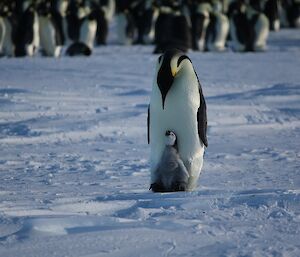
[
  {"x1": 197, "y1": 88, "x2": 208, "y2": 147},
  {"x1": 147, "y1": 105, "x2": 150, "y2": 144}
]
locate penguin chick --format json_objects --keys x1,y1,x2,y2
[{"x1": 150, "y1": 130, "x2": 189, "y2": 192}]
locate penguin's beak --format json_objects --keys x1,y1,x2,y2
[
  {"x1": 171, "y1": 66, "x2": 177, "y2": 77},
  {"x1": 170, "y1": 58, "x2": 178, "y2": 77}
]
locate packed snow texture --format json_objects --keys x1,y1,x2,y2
[{"x1": 0, "y1": 29, "x2": 300, "y2": 257}]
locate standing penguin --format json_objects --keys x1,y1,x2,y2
[
  {"x1": 66, "y1": 0, "x2": 97, "y2": 56},
  {"x1": 15, "y1": 0, "x2": 40, "y2": 57},
  {"x1": 228, "y1": 0, "x2": 269, "y2": 52},
  {"x1": 205, "y1": 1, "x2": 229, "y2": 52},
  {"x1": 37, "y1": 0, "x2": 63, "y2": 57},
  {"x1": 148, "y1": 49, "x2": 208, "y2": 191},
  {"x1": 1, "y1": 1, "x2": 18, "y2": 57},
  {"x1": 115, "y1": 0, "x2": 136, "y2": 45},
  {"x1": 154, "y1": 0, "x2": 192, "y2": 53},
  {"x1": 189, "y1": 0, "x2": 212, "y2": 51},
  {"x1": 94, "y1": 0, "x2": 115, "y2": 45},
  {"x1": 150, "y1": 130, "x2": 190, "y2": 192}
]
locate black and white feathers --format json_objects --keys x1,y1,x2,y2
[{"x1": 148, "y1": 49, "x2": 207, "y2": 191}]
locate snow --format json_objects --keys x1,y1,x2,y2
[{"x1": 0, "y1": 29, "x2": 300, "y2": 257}]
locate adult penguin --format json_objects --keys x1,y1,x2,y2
[
  {"x1": 229, "y1": 0, "x2": 269, "y2": 52},
  {"x1": 247, "y1": 1, "x2": 269, "y2": 51},
  {"x1": 15, "y1": 0, "x2": 40, "y2": 57},
  {"x1": 205, "y1": 2, "x2": 229, "y2": 52},
  {"x1": 115, "y1": 0, "x2": 136, "y2": 45},
  {"x1": 154, "y1": 0, "x2": 191, "y2": 54},
  {"x1": 189, "y1": 0, "x2": 212, "y2": 51},
  {"x1": 264, "y1": 0, "x2": 280, "y2": 31},
  {"x1": 148, "y1": 49, "x2": 208, "y2": 192},
  {"x1": 1, "y1": 1, "x2": 18, "y2": 57},
  {"x1": 94, "y1": 0, "x2": 115, "y2": 45},
  {"x1": 37, "y1": 0, "x2": 63, "y2": 57},
  {"x1": 66, "y1": 0, "x2": 97, "y2": 56}
]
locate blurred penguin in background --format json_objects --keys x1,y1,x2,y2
[
  {"x1": 115, "y1": 0, "x2": 158, "y2": 45},
  {"x1": 130, "y1": 0, "x2": 158, "y2": 44},
  {"x1": 0, "y1": 1, "x2": 18, "y2": 57},
  {"x1": 0, "y1": 2, "x2": 7, "y2": 56},
  {"x1": 228, "y1": 0, "x2": 269, "y2": 52},
  {"x1": 247, "y1": 0, "x2": 269, "y2": 51},
  {"x1": 15, "y1": 0, "x2": 40, "y2": 57},
  {"x1": 205, "y1": 0, "x2": 229, "y2": 51},
  {"x1": 188, "y1": 0, "x2": 212, "y2": 51},
  {"x1": 37, "y1": 0, "x2": 63, "y2": 57},
  {"x1": 66, "y1": 0, "x2": 97, "y2": 56},
  {"x1": 153, "y1": 0, "x2": 192, "y2": 53},
  {"x1": 263, "y1": 0, "x2": 280, "y2": 31},
  {"x1": 115, "y1": 0, "x2": 136, "y2": 45},
  {"x1": 55, "y1": 0, "x2": 70, "y2": 45},
  {"x1": 280, "y1": 0, "x2": 300, "y2": 28},
  {"x1": 93, "y1": 0, "x2": 115, "y2": 45}
]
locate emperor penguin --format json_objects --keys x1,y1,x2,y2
[
  {"x1": 55, "y1": 0, "x2": 70, "y2": 45},
  {"x1": 150, "y1": 130, "x2": 189, "y2": 192},
  {"x1": 228, "y1": 0, "x2": 269, "y2": 52},
  {"x1": 1, "y1": 1, "x2": 17, "y2": 57},
  {"x1": 37, "y1": 0, "x2": 63, "y2": 57},
  {"x1": 66, "y1": 0, "x2": 97, "y2": 56},
  {"x1": 115, "y1": 0, "x2": 136, "y2": 45},
  {"x1": 246, "y1": 2, "x2": 269, "y2": 52},
  {"x1": 154, "y1": 0, "x2": 192, "y2": 54},
  {"x1": 94, "y1": 0, "x2": 115, "y2": 45},
  {"x1": 264, "y1": 0, "x2": 280, "y2": 31},
  {"x1": 189, "y1": 1, "x2": 212, "y2": 51},
  {"x1": 15, "y1": 1, "x2": 40, "y2": 57},
  {"x1": 205, "y1": 1, "x2": 229, "y2": 52},
  {"x1": 148, "y1": 49, "x2": 208, "y2": 192}
]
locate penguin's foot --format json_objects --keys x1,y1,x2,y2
[
  {"x1": 149, "y1": 182, "x2": 165, "y2": 192},
  {"x1": 172, "y1": 181, "x2": 187, "y2": 192},
  {"x1": 150, "y1": 181, "x2": 188, "y2": 193}
]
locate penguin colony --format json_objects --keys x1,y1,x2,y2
[{"x1": 0, "y1": 0, "x2": 299, "y2": 57}]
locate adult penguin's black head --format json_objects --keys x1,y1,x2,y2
[{"x1": 156, "y1": 49, "x2": 191, "y2": 109}]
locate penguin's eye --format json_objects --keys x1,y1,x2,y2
[
  {"x1": 177, "y1": 55, "x2": 191, "y2": 67},
  {"x1": 158, "y1": 55, "x2": 163, "y2": 64}
]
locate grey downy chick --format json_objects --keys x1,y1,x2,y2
[{"x1": 150, "y1": 130, "x2": 189, "y2": 192}]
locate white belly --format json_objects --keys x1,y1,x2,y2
[
  {"x1": 79, "y1": 19, "x2": 97, "y2": 49},
  {"x1": 39, "y1": 16, "x2": 61, "y2": 57},
  {"x1": 150, "y1": 69, "x2": 204, "y2": 189}
]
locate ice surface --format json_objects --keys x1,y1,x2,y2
[{"x1": 0, "y1": 29, "x2": 299, "y2": 257}]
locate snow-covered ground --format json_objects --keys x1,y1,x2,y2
[{"x1": 0, "y1": 29, "x2": 299, "y2": 257}]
